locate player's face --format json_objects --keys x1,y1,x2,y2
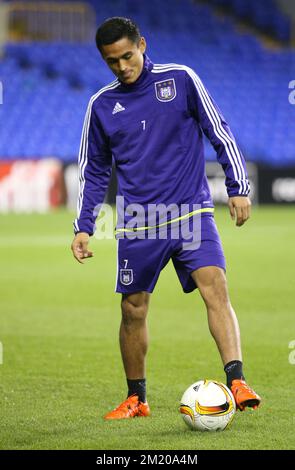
[{"x1": 101, "y1": 37, "x2": 146, "y2": 84}]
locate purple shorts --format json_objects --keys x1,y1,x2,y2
[{"x1": 115, "y1": 214, "x2": 226, "y2": 294}]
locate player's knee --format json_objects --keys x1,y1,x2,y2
[
  {"x1": 121, "y1": 295, "x2": 149, "y2": 325},
  {"x1": 199, "y1": 268, "x2": 230, "y2": 309}
]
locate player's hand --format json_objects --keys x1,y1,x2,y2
[
  {"x1": 71, "y1": 232, "x2": 93, "y2": 264},
  {"x1": 228, "y1": 196, "x2": 251, "y2": 227}
]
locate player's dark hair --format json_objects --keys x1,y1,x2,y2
[{"x1": 95, "y1": 17, "x2": 141, "y2": 52}]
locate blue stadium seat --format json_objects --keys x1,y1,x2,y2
[{"x1": 0, "y1": 0, "x2": 294, "y2": 166}]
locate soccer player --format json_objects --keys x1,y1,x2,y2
[{"x1": 71, "y1": 17, "x2": 261, "y2": 419}]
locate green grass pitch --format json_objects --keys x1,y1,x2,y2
[{"x1": 0, "y1": 205, "x2": 294, "y2": 450}]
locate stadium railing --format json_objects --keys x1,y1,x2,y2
[{"x1": 8, "y1": 1, "x2": 96, "y2": 42}]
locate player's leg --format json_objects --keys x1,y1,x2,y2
[
  {"x1": 172, "y1": 214, "x2": 261, "y2": 410},
  {"x1": 191, "y1": 266, "x2": 261, "y2": 410},
  {"x1": 120, "y1": 291, "x2": 150, "y2": 384},
  {"x1": 105, "y1": 236, "x2": 171, "y2": 419},
  {"x1": 104, "y1": 291, "x2": 151, "y2": 420},
  {"x1": 173, "y1": 215, "x2": 239, "y2": 364},
  {"x1": 191, "y1": 266, "x2": 241, "y2": 365}
]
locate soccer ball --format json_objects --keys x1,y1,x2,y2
[{"x1": 180, "y1": 379, "x2": 236, "y2": 431}]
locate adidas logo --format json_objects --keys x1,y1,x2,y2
[{"x1": 112, "y1": 102, "x2": 125, "y2": 115}]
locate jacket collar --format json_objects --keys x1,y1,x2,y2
[{"x1": 119, "y1": 54, "x2": 153, "y2": 89}]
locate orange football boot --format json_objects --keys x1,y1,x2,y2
[
  {"x1": 104, "y1": 394, "x2": 150, "y2": 420},
  {"x1": 231, "y1": 379, "x2": 261, "y2": 411}
]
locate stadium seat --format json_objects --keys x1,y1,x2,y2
[{"x1": 0, "y1": 0, "x2": 294, "y2": 166}]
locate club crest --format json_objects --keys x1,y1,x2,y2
[
  {"x1": 155, "y1": 78, "x2": 176, "y2": 102},
  {"x1": 120, "y1": 269, "x2": 133, "y2": 285}
]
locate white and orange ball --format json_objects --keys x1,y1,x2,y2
[{"x1": 180, "y1": 380, "x2": 236, "y2": 431}]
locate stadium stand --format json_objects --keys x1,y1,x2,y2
[{"x1": 0, "y1": 0, "x2": 294, "y2": 167}]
